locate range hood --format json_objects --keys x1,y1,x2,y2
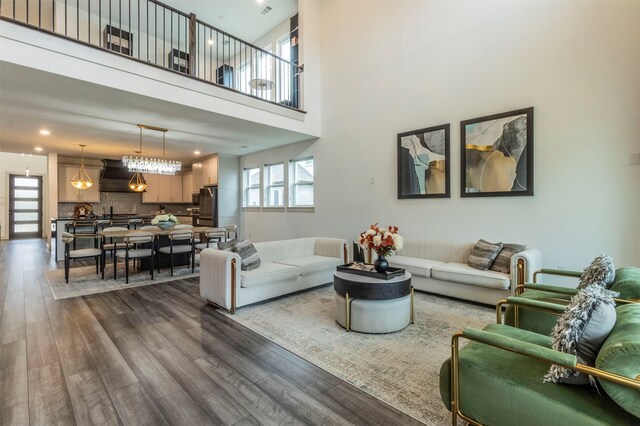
[{"x1": 99, "y1": 159, "x2": 145, "y2": 192}]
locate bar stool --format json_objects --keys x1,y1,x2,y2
[
  {"x1": 66, "y1": 220, "x2": 97, "y2": 250},
  {"x1": 114, "y1": 232, "x2": 156, "y2": 283},
  {"x1": 158, "y1": 229, "x2": 195, "y2": 275},
  {"x1": 128, "y1": 218, "x2": 144, "y2": 230},
  {"x1": 110, "y1": 219, "x2": 130, "y2": 229},
  {"x1": 95, "y1": 219, "x2": 111, "y2": 233},
  {"x1": 62, "y1": 232, "x2": 103, "y2": 283}
]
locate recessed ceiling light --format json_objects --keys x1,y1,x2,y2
[
  {"x1": 207, "y1": 39, "x2": 214, "y2": 45},
  {"x1": 39, "y1": 129, "x2": 50, "y2": 135},
  {"x1": 34, "y1": 147, "x2": 43, "y2": 152},
  {"x1": 257, "y1": 0, "x2": 264, "y2": 4},
  {"x1": 194, "y1": 150, "x2": 201, "y2": 155}
]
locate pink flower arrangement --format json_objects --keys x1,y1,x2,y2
[{"x1": 358, "y1": 223, "x2": 404, "y2": 257}]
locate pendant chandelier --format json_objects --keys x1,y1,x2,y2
[
  {"x1": 122, "y1": 124, "x2": 181, "y2": 175},
  {"x1": 70, "y1": 144, "x2": 93, "y2": 189},
  {"x1": 129, "y1": 151, "x2": 147, "y2": 192}
]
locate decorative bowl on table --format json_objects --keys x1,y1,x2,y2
[
  {"x1": 151, "y1": 214, "x2": 179, "y2": 230},
  {"x1": 156, "y1": 221, "x2": 176, "y2": 230}
]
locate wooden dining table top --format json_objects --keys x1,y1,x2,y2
[{"x1": 98, "y1": 227, "x2": 225, "y2": 239}]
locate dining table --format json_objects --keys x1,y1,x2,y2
[{"x1": 98, "y1": 226, "x2": 226, "y2": 270}]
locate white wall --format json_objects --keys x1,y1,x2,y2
[
  {"x1": 241, "y1": 0, "x2": 640, "y2": 269},
  {"x1": 0, "y1": 152, "x2": 48, "y2": 240},
  {"x1": 240, "y1": 140, "x2": 316, "y2": 239}
]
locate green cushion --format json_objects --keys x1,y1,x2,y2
[
  {"x1": 439, "y1": 323, "x2": 640, "y2": 425},
  {"x1": 610, "y1": 267, "x2": 640, "y2": 300},
  {"x1": 504, "y1": 289, "x2": 570, "y2": 336},
  {"x1": 596, "y1": 304, "x2": 640, "y2": 418}
]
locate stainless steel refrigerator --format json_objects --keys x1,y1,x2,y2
[{"x1": 198, "y1": 186, "x2": 218, "y2": 227}]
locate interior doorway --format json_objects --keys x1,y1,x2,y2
[{"x1": 8, "y1": 174, "x2": 43, "y2": 239}]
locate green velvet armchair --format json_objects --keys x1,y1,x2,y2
[
  {"x1": 440, "y1": 302, "x2": 640, "y2": 425},
  {"x1": 504, "y1": 266, "x2": 640, "y2": 335}
]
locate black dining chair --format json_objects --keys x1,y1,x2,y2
[
  {"x1": 158, "y1": 229, "x2": 195, "y2": 275},
  {"x1": 113, "y1": 232, "x2": 156, "y2": 283},
  {"x1": 62, "y1": 232, "x2": 103, "y2": 283}
]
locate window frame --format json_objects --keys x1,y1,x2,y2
[
  {"x1": 288, "y1": 156, "x2": 314, "y2": 208},
  {"x1": 242, "y1": 167, "x2": 262, "y2": 208},
  {"x1": 263, "y1": 162, "x2": 285, "y2": 208}
]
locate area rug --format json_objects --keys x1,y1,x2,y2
[
  {"x1": 223, "y1": 285, "x2": 494, "y2": 425},
  {"x1": 45, "y1": 264, "x2": 198, "y2": 300}
]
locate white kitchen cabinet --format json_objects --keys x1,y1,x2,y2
[
  {"x1": 157, "y1": 175, "x2": 172, "y2": 203},
  {"x1": 169, "y1": 175, "x2": 183, "y2": 203},
  {"x1": 202, "y1": 157, "x2": 218, "y2": 186},
  {"x1": 142, "y1": 174, "x2": 188, "y2": 203},
  {"x1": 182, "y1": 173, "x2": 193, "y2": 202},
  {"x1": 142, "y1": 174, "x2": 159, "y2": 203},
  {"x1": 58, "y1": 165, "x2": 100, "y2": 203},
  {"x1": 192, "y1": 162, "x2": 203, "y2": 192}
]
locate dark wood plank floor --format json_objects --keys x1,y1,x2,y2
[{"x1": 0, "y1": 239, "x2": 424, "y2": 426}]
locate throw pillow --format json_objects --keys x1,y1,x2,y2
[
  {"x1": 489, "y1": 243, "x2": 526, "y2": 274},
  {"x1": 544, "y1": 284, "x2": 618, "y2": 385},
  {"x1": 468, "y1": 239, "x2": 503, "y2": 271},
  {"x1": 233, "y1": 239, "x2": 261, "y2": 271},
  {"x1": 577, "y1": 254, "x2": 616, "y2": 289},
  {"x1": 218, "y1": 239, "x2": 238, "y2": 251}
]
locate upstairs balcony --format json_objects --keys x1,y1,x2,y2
[{"x1": 0, "y1": 0, "x2": 303, "y2": 112}]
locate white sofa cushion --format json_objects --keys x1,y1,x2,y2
[
  {"x1": 388, "y1": 256, "x2": 446, "y2": 278},
  {"x1": 397, "y1": 240, "x2": 473, "y2": 263},
  {"x1": 255, "y1": 238, "x2": 316, "y2": 263},
  {"x1": 276, "y1": 255, "x2": 343, "y2": 276},
  {"x1": 431, "y1": 262, "x2": 511, "y2": 289},
  {"x1": 240, "y1": 262, "x2": 301, "y2": 288}
]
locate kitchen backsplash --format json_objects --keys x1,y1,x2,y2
[{"x1": 58, "y1": 192, "x2": 192, "y2": 217}]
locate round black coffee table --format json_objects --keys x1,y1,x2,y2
[{"x1": 333, "y1": 271, "x2": 413, "y2": 333}]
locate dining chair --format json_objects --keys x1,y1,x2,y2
[
  {"x1": 113, "y1": 232, "x2": 156, "y2": 283},
  {"x1": 174, "y1": 224, "x2": 200, "y2": 243},
  {"x1": 158, "y1": 229, "x2": 195, "y2": 275},
  {"x1": 195, "y1": 228, "x2": 226, "y2": 251},
  {"x1": 225, "y1": 224, "x2": 238, "y2": 241},
  {"x1": 62, "y1": 232, "x2": 103, "y2": 283},
  {"x1": 141, "y1": 225, "x2": 160, "y2": 231},
  {"x1": 101, "y1": 226, "x2": 129, "y2": 259}
]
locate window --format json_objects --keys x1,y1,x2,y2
[
  {"x1": 289, "y1": 157, "x2": 314, "y2": 207},
  {"x1": 264, "y1": 163, "x2": 284, "y2": 207},
  {"x1": 243, "y1": 167, "x2": 261, "y2": 207}
]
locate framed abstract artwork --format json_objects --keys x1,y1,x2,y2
[
  {"x1": 461, "y1": 107, "x2": 534, "y2": 197},
  {"x1": 397, "y1": 124, "x2": 450, "y2": 199}
]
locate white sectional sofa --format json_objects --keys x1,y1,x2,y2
[
  {"x1": 200, "y1": 237, "x2": 348, "y2": 313},
  {"x1": 388, "y1": 240, "x2": 542, "y2": 305}
]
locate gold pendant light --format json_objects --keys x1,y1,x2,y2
[
  {"x1": 129, "y1": 151, "x2": 147, "y2": 192},
  {"x1": 70, "y1": 144, "x2": 93, "y2": 189}
]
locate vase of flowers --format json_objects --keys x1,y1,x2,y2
[
  {"x1": 151, "y1": 214, "x2": 179, "y2": 230},
  {"x1": 358, "y1": 223, "x2": 404, "y2": 273}
]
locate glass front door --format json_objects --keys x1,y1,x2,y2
[{"x1": 9, "y1": 174, "x2": 43, "y2": 239}]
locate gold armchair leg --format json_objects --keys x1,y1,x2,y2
[
  {"x1": 230, "y1": 258, "x2": 237, "y2": 314},
  {"x1": 410, "y1": 286, "x2": 415, "y2": 324},
  {"x1": 345, "y1": 292, "x2": 351, "y2": 332}
]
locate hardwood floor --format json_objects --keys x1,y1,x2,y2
[{"x1": 0, "y1": 239, "x2": 424, "y2": 426}]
